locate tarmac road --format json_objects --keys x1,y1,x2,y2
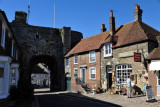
[{"x1": 36, "y1": 93, "x2": 121, "y2": 107}]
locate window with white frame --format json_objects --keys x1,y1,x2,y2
[
  {"x1": 1, "y1": 28, "x2": 5, "y2": 48},
  {"x1": 104, "y1": 43, "x2": 112, "y2": 57},
  {"x1": 74, "y1": 55, "x2": 78, "y2": 64},
  {"x1": 89, "y1": 67, "x2": 96, "y2": 80},
  {"x1": 116, "y1": 64, "x2": 132, "y2": 84},
  {"x1": 74, "y1": 68, "x2": 78, "y2": 79},
  {"x1": 89, "y1": 51, "x2": 96, "y2": 63},
  {"x1": 66, "y1": 58, "x2": 69, "y2": 67}
]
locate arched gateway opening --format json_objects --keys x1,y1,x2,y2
[{"x1": 29, "y1": 55, "x2": 59, "y2": 92}]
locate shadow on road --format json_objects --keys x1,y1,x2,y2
[{"x1": 36, "y1": 92, "x2": 122, "y2": 107}]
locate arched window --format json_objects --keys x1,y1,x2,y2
[{"x1": 116, "y1": 64, "x2": 132, "y2": 84}]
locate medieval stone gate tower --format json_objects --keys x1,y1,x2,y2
[{"x1": 10, "y1": 11, "x2": 82, "y2": 96}]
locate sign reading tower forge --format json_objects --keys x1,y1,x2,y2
[{"x1": 10, "y1": 11, "x2": 83, "y2": 96}]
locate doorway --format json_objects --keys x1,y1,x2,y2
[
  {"x1": 106, "y1": 66, "x2": 112, "y2": 89},
  {"x1": 81, "y1": 68, "x2": 86, "y2": 84}
]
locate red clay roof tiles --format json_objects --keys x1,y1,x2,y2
[{"x1": 65, "y1": 20, "x2": 160, "y2": 57}]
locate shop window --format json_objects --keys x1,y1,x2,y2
[
  {"x1": 116, "y1": 64, "x2": 132, "y2": 83},
  {"x1": 104, "y1": 43, "x2": 112, "y2": 57},
  {"x1": 66, "y1": 58, "x2": 69, "y2": 67},
  {"x1": 10, "y1": 68, "x2": 16, "y2": 86},
  {"x1": 89, "y1": 51, "x2": 96, "y2": 63},
  {"x1": 0, "y1": 67, "x2": 4, "y2": 95},
  {"x1": 89, "y1": 67, "x2": 96, "y2": 80},
  {"x1": 74, "y1": 55, "x2": 78, "y2": 64},
  {"x1": 74, "y1": 68, "x2": 78, "y2": 79}
]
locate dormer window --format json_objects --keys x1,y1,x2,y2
[{"x1": 104, "y1": 43, "x2": 112, "y2": 57}]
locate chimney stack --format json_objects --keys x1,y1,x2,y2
[
  {"x1": 101, "y1": 24, "x2": 106, "y2": 33},
  {"x1": 109, "y1": 10, "x2": 115, "y2": 35},
  {"x1": 134, "y1": 4, "x2": 143, "y2": 21}
]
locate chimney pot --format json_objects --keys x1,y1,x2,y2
[
  {"x1": 101, "y1": 24, "x2": 106, "y2": 33},
  {"x1": 110, "y1": 10, "x2": 113, "y2": 17},
  {"x1": 136, "y1": 4, "x2": 140, "y2": 9}
]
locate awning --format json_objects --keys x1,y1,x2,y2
[{"x1": 149, "y1": 60, "x2": 160, "y2": 71}]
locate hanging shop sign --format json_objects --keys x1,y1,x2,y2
[{"x1": 134, "y1": 52, "x2": 141, "y2": 62}]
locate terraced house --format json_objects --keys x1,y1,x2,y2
[
  {"x1": 65, "y1": 5, "x2": 160, "y2": 94},
  {"x1": 0, "y1": 10, "x2": 21, "y2": 102}
]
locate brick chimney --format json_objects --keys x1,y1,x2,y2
[
  {"x1": 133, "y1": 4, "x2": 143, "y2": 21},
  {"x1": 101, "y1": 24, "x2": 106, "y2": 33},
  {"x1": 109, "y1": 10, "x2": 115, "y2": 35}
]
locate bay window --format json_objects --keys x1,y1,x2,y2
[{"x1": 116, "y1": 64, "x2": 132, "y2": 84}]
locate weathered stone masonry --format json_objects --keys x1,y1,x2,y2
[{"x1": 10, "y1": 11, "x2": 82, "y2": 95}]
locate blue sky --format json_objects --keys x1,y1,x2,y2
[{"x1": 0, "y1": 0, "x2": 160, "y2": 38}]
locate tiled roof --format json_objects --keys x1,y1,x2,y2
[
  {"x1": 65, "y1": 31, "x2": 110, "y2": 57},
  {"x1": 66, "y1": 20, "x2": 160, "y2": 57},
  {"x1": 146, "y1": 36, "x2": 160, "y2": 60},
  {"x1": 113, "y1": 21, "x2": 160, "y2": 47}
]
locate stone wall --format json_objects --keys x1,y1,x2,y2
[
  {"x1": 101, "y1": 42, "x2": 150, "y2": 91},
  {"x1": 10, "y1": 11, "x2": 82, "y2": 94}
]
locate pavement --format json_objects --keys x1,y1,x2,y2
[{"x1": 34, "y1": 88, "x2": 160, "y2": 107}]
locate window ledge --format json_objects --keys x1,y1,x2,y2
[
  {"x1": 90, "y1": 79, "x2": 96, "y2": 81},
  {"x1": 104, "y1": 54, "x2": 112, "y2": 58},
  {"x1": 89, "y1": 61, "x2": 96, "y2": 63}
]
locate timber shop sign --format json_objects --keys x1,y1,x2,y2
[{"x1": 134, "y1": 52, "x2": 141, "y2": 62}]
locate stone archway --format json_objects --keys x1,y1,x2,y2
[
  {"x1": 10, "y1": 11, "x2": 83, "y2": 98},
  {"x1": 29, "y1": 55, "x2": 59, "y2": 91}
]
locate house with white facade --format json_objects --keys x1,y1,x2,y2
[{"x1": 0, "y1": 10, "x2": 21, "y2": 100}]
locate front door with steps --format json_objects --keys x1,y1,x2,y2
[{"x1": 80, "y1": 68, "x2": 86, "y2": 84}]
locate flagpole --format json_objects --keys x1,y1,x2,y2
[{"x1": 54, "y1": 2, "x2": 55, "y2": 28}]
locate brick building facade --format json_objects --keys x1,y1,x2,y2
[{"x1": 65, "y1": 5, "x2": 160, "y2": 94}]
